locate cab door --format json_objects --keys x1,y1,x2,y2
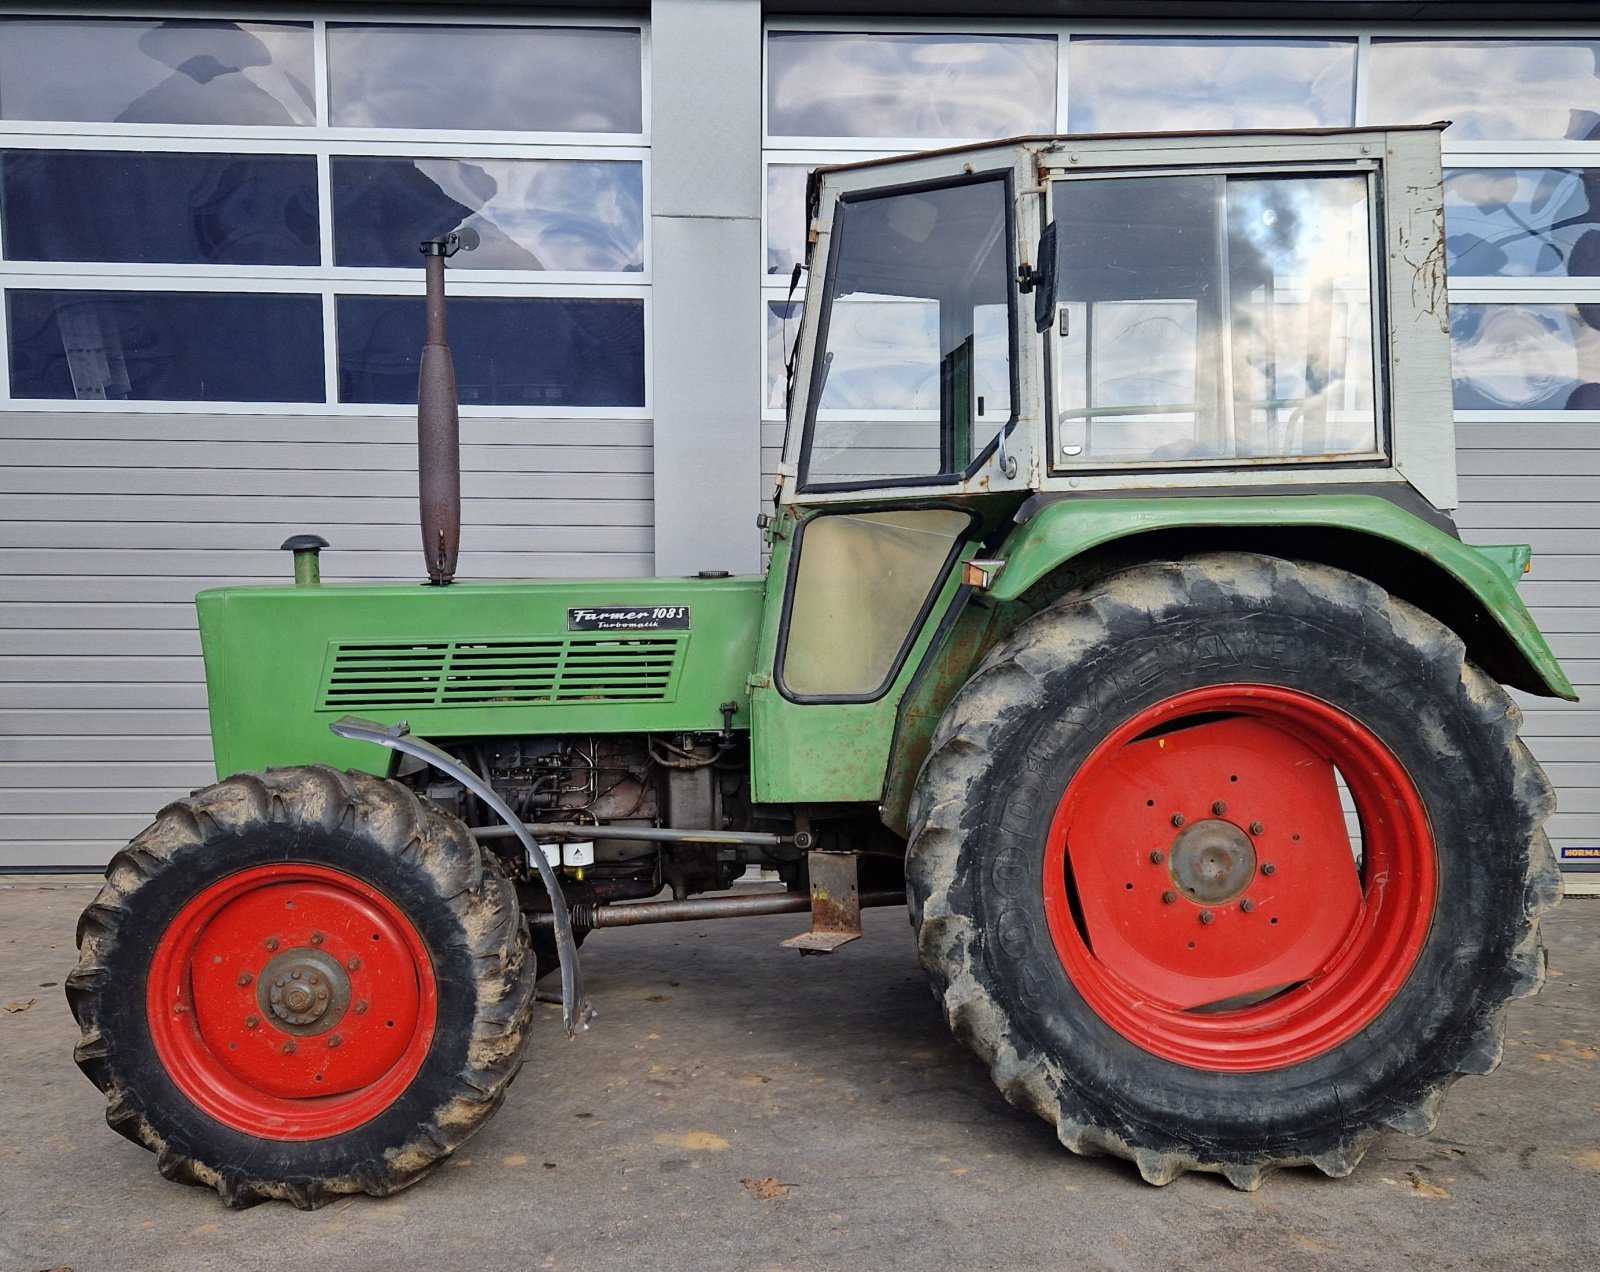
[{"x1": 751, "y1": 145, "x2": 1037, "y2": 804}]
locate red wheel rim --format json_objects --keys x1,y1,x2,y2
[
  {"x1": 1043, "y1": 685, "x2": 1435, "y2": 1072},
  {"x1": 148, "y1": 864, "x2": 438, "y2": 1140}
]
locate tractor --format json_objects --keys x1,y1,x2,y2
[{"x1": 67, "y1": 124, "x2": 1573, "y2": 1207}]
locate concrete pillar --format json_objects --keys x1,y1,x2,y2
[{"x1": 648, "y1": 0, "x2": 764, "y2": 576}]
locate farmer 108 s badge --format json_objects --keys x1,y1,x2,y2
[{"x1": 567, "y1": 605, "x2": 691, "y2": 632}]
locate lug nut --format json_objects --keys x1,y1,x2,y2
[
  {"x1": 354, "y1": 1001, "x2": 369, "y2": 1015},
  {"x1": 282, "y1": 1041, "x2": 297, "y2": 1054},
  {"x1": 311, "y1": 932, "x2": 324, "y2": 945},
  {"x1": 1199, "y1": 910, "x2": 1216, "y2": 925},
  {"x1": 264, "y1": 937, "x2": 279, "y2": 951},
  {"x1": 1249, "y1": 821, "x2": 1265, "y2": 836},
  {"x1": 1171, "y1": 813, "x2": 1186, "y2": 828},
  {"x1": 1150, "y1": 850, "x2": 1166, "y2": 865},
  {"x1": 1211, "y1": 801, "x2": 1227, "y2": 816},
  {"x1": 347, "y1": 957, "x2": 362, "y2": 972},
  {"x1": 1240, "y1": 898, "x2": 1256, "y2": 913},
  {"x1": 245, "y1": 1015, "x2": 259, "y2": 1029},
  {"x1": 237, "y1": 972, "x2": 253, "y2": 987},
  {"x1": 328, "y1": 1034, "x2": 343, "y2": 1049},
  {"x1": 1161, "y1": 891, "x2": 1177, "y2": 905},
  {"x1": 1261, "y1": 863, "x2": 1277, "y2": 876}
]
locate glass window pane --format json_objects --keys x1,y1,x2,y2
[
  {"x1": 1068, "y1": 38, "x2": 1355, "y2": 133},
  {"x1": 338, "y1": 296, "x2": 645, "y2": 408},
  {"x1": 7, "y1": 290, "x2": 323, "y2": 402},
  {"x1": 331, "y1": 157, "x2": 642, "y2": 272},
  {"x1": 806, "y1": 177, "x2": 1012, "y2": 487},
  {"x1": 767, "y1": 300, "x2": 802, "y2": 411},
  {"x1": 767, "y1": 32, "x2": 1056, "y2": 139},
  {"x1": 2, "y1": 150, "x2": 318, "y2": 266},
  {"x1": 767, "y1": 164, "x2": 811, "y2": 276},
  {"x1": 1368, "y1": 40, "x2": 1600, "y2": 141},
  {"x1": 1450, "y1": 304, "x2": 1600, "y2": 410},
  {"x1": 0, "y1": 17, "x2": 312, "y2": 125},
  {"x1": 783, "y1": 509, "x2": 970, "y2": 698},
  {"x1": 328, "y1": 25, "x2": 642, "y2": 133},
  {"x1": 1053, "y1": 173, "x2": 1377, "y2": 465},
  {"x1": 1445, "y1": 169, "x2": 1600, "y2": 278}
]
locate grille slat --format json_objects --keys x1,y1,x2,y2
[{"x1": 320, "y1": 635, "x2": 686, "y2": 710}]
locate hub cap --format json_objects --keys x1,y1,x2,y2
[
  {"x1": 147, "y1": 864, "x2": 438, "y2": 1140},
  {"x1": 1042, "y1": 685, "x2": 1436, "y2": 1072}
]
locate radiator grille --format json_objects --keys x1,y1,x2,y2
[{"x1": 319, "y1": 635, "x2": 686, "y2": 710}]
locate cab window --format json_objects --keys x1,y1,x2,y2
[{"x1": 801, "y1": 174, "x2": 1014, "y2": 490}]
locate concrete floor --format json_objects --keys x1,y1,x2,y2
[{"x1": 2, "y1": 880, "x2": 1597, "y2": 1272}]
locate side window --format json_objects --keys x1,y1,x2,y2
[
  {"x1": 780, "y1": 509, "x2": 970, "y2": 700},
  {"x1": 1051, "y1": 171, "x2": 1379, "y2": 467},
  {"x1": 802, "y1": 176, "x2": 1013, "y2": 489}
]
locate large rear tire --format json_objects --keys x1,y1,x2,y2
[
  {"x1": 906, "y1": 553, "x2": 1560, "y2": 1189},
  {"x1": 67, "y1": 765, "x2": 537, "y2": 1209}
]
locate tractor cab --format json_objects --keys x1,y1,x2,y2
[{"x1": 780, "y1": 125, "x2": 1454, "y2": 508}]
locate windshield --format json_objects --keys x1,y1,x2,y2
[
  {"x1": 1051, "y1": 171, "x2": 1379, "y2": 467},
  {"x1": 801, "y1": 174, "x2": 1013, "y2": 489}
]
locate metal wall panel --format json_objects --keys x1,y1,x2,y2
[
  {"x1": 0, "y1": 410, "x2": 653, "y2": 869},
  {"x1": 1456, "y1": 424, "x2": 1600, "y2": 865}
]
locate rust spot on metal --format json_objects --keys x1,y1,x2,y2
[{"x1": 780, "y1": 851, "x2": 863, "y2": 954}]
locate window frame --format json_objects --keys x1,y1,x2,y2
[{"x1": 796, "y1": 167, "x2": 1021, "y2": 494}]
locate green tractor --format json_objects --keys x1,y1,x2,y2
[{"x1": 68, "y1": 125, "x2": 1572, "y2": 1206}]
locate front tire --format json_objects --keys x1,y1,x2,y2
[
  {"x1": 67, "y1": 766, "x2": 537, "y2": 1209},
  {"x1": 907, "y1": 553, "x2": 1560, "y2": 1189}
]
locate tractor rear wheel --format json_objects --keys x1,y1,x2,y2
[
  {"x1": 67, "y1": 765, "x2": 537, "y2": 1209},
  {"x1": 906, "y1": 553, "x2": 1560, "y2": 1189}
]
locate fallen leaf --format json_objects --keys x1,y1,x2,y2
[
  {"x1": 1406, "y1": 1170, "x2": 1450, "y2": 1199},
  {"x1": 503, "y1": 1154, "x2": 528, "y2": 1167},
  {"x1": 1535, "y1": 1053, "x2": 1555, "y2": 1063},
  {"x1": 742, "y1": 1176, "x2": 790, "y2": 1200},
  {"x1": 1574, "y1": 1150, "x2": 1600, "y2": 1173},
  {"x1": 3, "y1": 998, "x2": 37, "y2": 1013}
]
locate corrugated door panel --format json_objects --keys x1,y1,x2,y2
[
  {"x1": 0, "y1": 412, "x2": 655, "y2": 870},
  {"x1": 1456, "y1": 424, "x2": 1600, "y2": 864}
]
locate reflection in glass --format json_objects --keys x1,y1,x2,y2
[
  {"x1": 767, "y1": 301, "x2": 802, "y2": 411},
  {"x1": 1368, "y1": 40, "x2": 1600, "y2": 141},
  {"x1": 333, "y1": 158, "x2": 643, "y2": 271},
  {"x1": 0, "y1": 18, "x2": 313, "y2": 125},
  {"x1": 1450, "y1": 304, "x2": 1600, "y2": 410},
  {"x1": 338, "y1": 296, "x2": 645, "y2": 407},
  {"x1": 805, "y1": 177, "x2": 1013, "y2": 487},
  {"x1": 1068, "y1": 38, "x2": 1355, "y2": 133},
  {"x1": 767, "y1": 164, "x2": 811, "y2": 275},
  {"x1": 1053, "y1": 173, "x2": 1377, "y2": 465},
  {"x1": 7, "y1": 290, "x2": 323, "y2": 402},
  {"x1": 328, "y1": 25, "x2": 642, "y2": 132},
  {"x1": 767, "y1": 32, "x2": 1055, "y2": 139},
  {"x1": 2, "y1": 151, "x2": 318, "y2": 266},
  {"x1": 1445, "y1": 169, "x2": 1600, "y2": 277}
]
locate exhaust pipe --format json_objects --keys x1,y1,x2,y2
[{"x1": 416, "y1": 229, "x2": 477, "y2": 584}]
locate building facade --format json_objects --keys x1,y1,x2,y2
[{"x1": 2, "y1": 1, "x2": 1596, "y2": 871}]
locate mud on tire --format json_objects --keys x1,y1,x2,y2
[
  {"x1": 906, "y1": 553, "x2": 1561, "y2": 1189},
  {"x1": 66, "y1": 765, "x2": 537, "y2": 1209}
]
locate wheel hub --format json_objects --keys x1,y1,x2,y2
[
  {"x1": 258, "y1": 948, "x2": 350, "y2": 1035},
  {"x1": 1169, "y1": 819, "x2": 1256, "y2": 905}
]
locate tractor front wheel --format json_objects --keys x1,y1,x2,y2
[
  {"x1": 67, "y1": 766, "x2": 536, "y2": 1208},
  {"x1": 907, "y1": 553, "x2": 1560, "y2": 1188}
]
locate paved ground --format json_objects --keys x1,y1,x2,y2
[{"x1": 2, "y1": 879, "x2": 1597, "y2": 1272}]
